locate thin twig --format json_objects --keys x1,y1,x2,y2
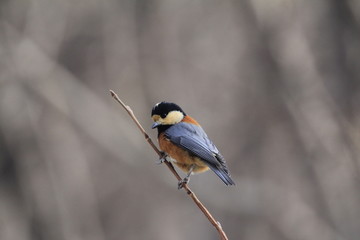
[{"x1": 110, "y1": 90, "x2": 229, "y2": 240}]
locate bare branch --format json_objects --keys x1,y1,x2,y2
[{"x1": 110, "y1": 90, "x2": 229, "y2": 240}]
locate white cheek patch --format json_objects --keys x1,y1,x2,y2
[{"x1": 166, "y1": 111, "x2": 184, "y2": 124}]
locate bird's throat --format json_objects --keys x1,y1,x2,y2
[{"x1": 157, "y1": 125, "x2": 172, "y2": 136}]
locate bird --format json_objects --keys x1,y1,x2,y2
[{"x1": 151, "y1": 101, "x2": 235, "y2": 189}]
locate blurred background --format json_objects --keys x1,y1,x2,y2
[{"x1": 1, "y1": 0, "x2": 360, "y2": 239}]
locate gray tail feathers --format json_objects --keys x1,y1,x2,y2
[{"x1": 209, "y1": 166, "x2": 236, "y2": 186}]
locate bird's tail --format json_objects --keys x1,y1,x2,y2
[{"x1": 209, "y1": 166, "x2": 236, "y2": 186}]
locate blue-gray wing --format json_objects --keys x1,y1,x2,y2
[{"x1": 164, "y1": 122, "x2": 235, "y2": 185}]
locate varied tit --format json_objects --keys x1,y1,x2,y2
[{"x1": 151, "y1": 101, "x2": 235, "y2": 189}]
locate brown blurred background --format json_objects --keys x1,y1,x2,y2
[{"x1": 1, "y1": 0, "x2": 360, "y2": 239}]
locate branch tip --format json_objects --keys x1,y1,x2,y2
[{"x1": 109, "y1": 89, "x2": 115, "y2": 97}]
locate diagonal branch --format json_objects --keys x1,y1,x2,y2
[{"x1": 110, "y1": 90, "x2": 229, "y2": 240}]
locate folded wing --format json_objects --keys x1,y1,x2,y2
[{"x1": 165, "y1": 122, "x2": 235, "y2": 185}]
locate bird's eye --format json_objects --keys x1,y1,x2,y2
[{"x1": 161, "y1": 113, "x2": 167, "y2": 118}]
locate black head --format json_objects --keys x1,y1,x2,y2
[
  {"x1": 151, "y1": 102, "x2": 186, "y2": 118},
  {"x1": 151, "y1": 102, "x2": 186, "y2": 129}
]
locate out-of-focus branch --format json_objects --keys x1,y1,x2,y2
[{"x1": 110, "y1": 90, "x2": 229, "y2": 240}]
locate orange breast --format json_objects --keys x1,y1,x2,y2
[{"x1": 159, "y1": 132, "x2": 209, "y2": 173}]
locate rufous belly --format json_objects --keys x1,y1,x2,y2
[{"x1": 159, "y1": 133, "x2": 209, "y2": 173}]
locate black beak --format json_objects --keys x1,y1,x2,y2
[{"x1": 152, "y1": 122, "x2": 161, "y2": 129}]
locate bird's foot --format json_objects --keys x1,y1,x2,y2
[
  {"x1": 177, "y1": 177, "x2": 189, "y2": 189},
  {"x1": 156, "y1": 151, "x2": 168, "y2": 165}
]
